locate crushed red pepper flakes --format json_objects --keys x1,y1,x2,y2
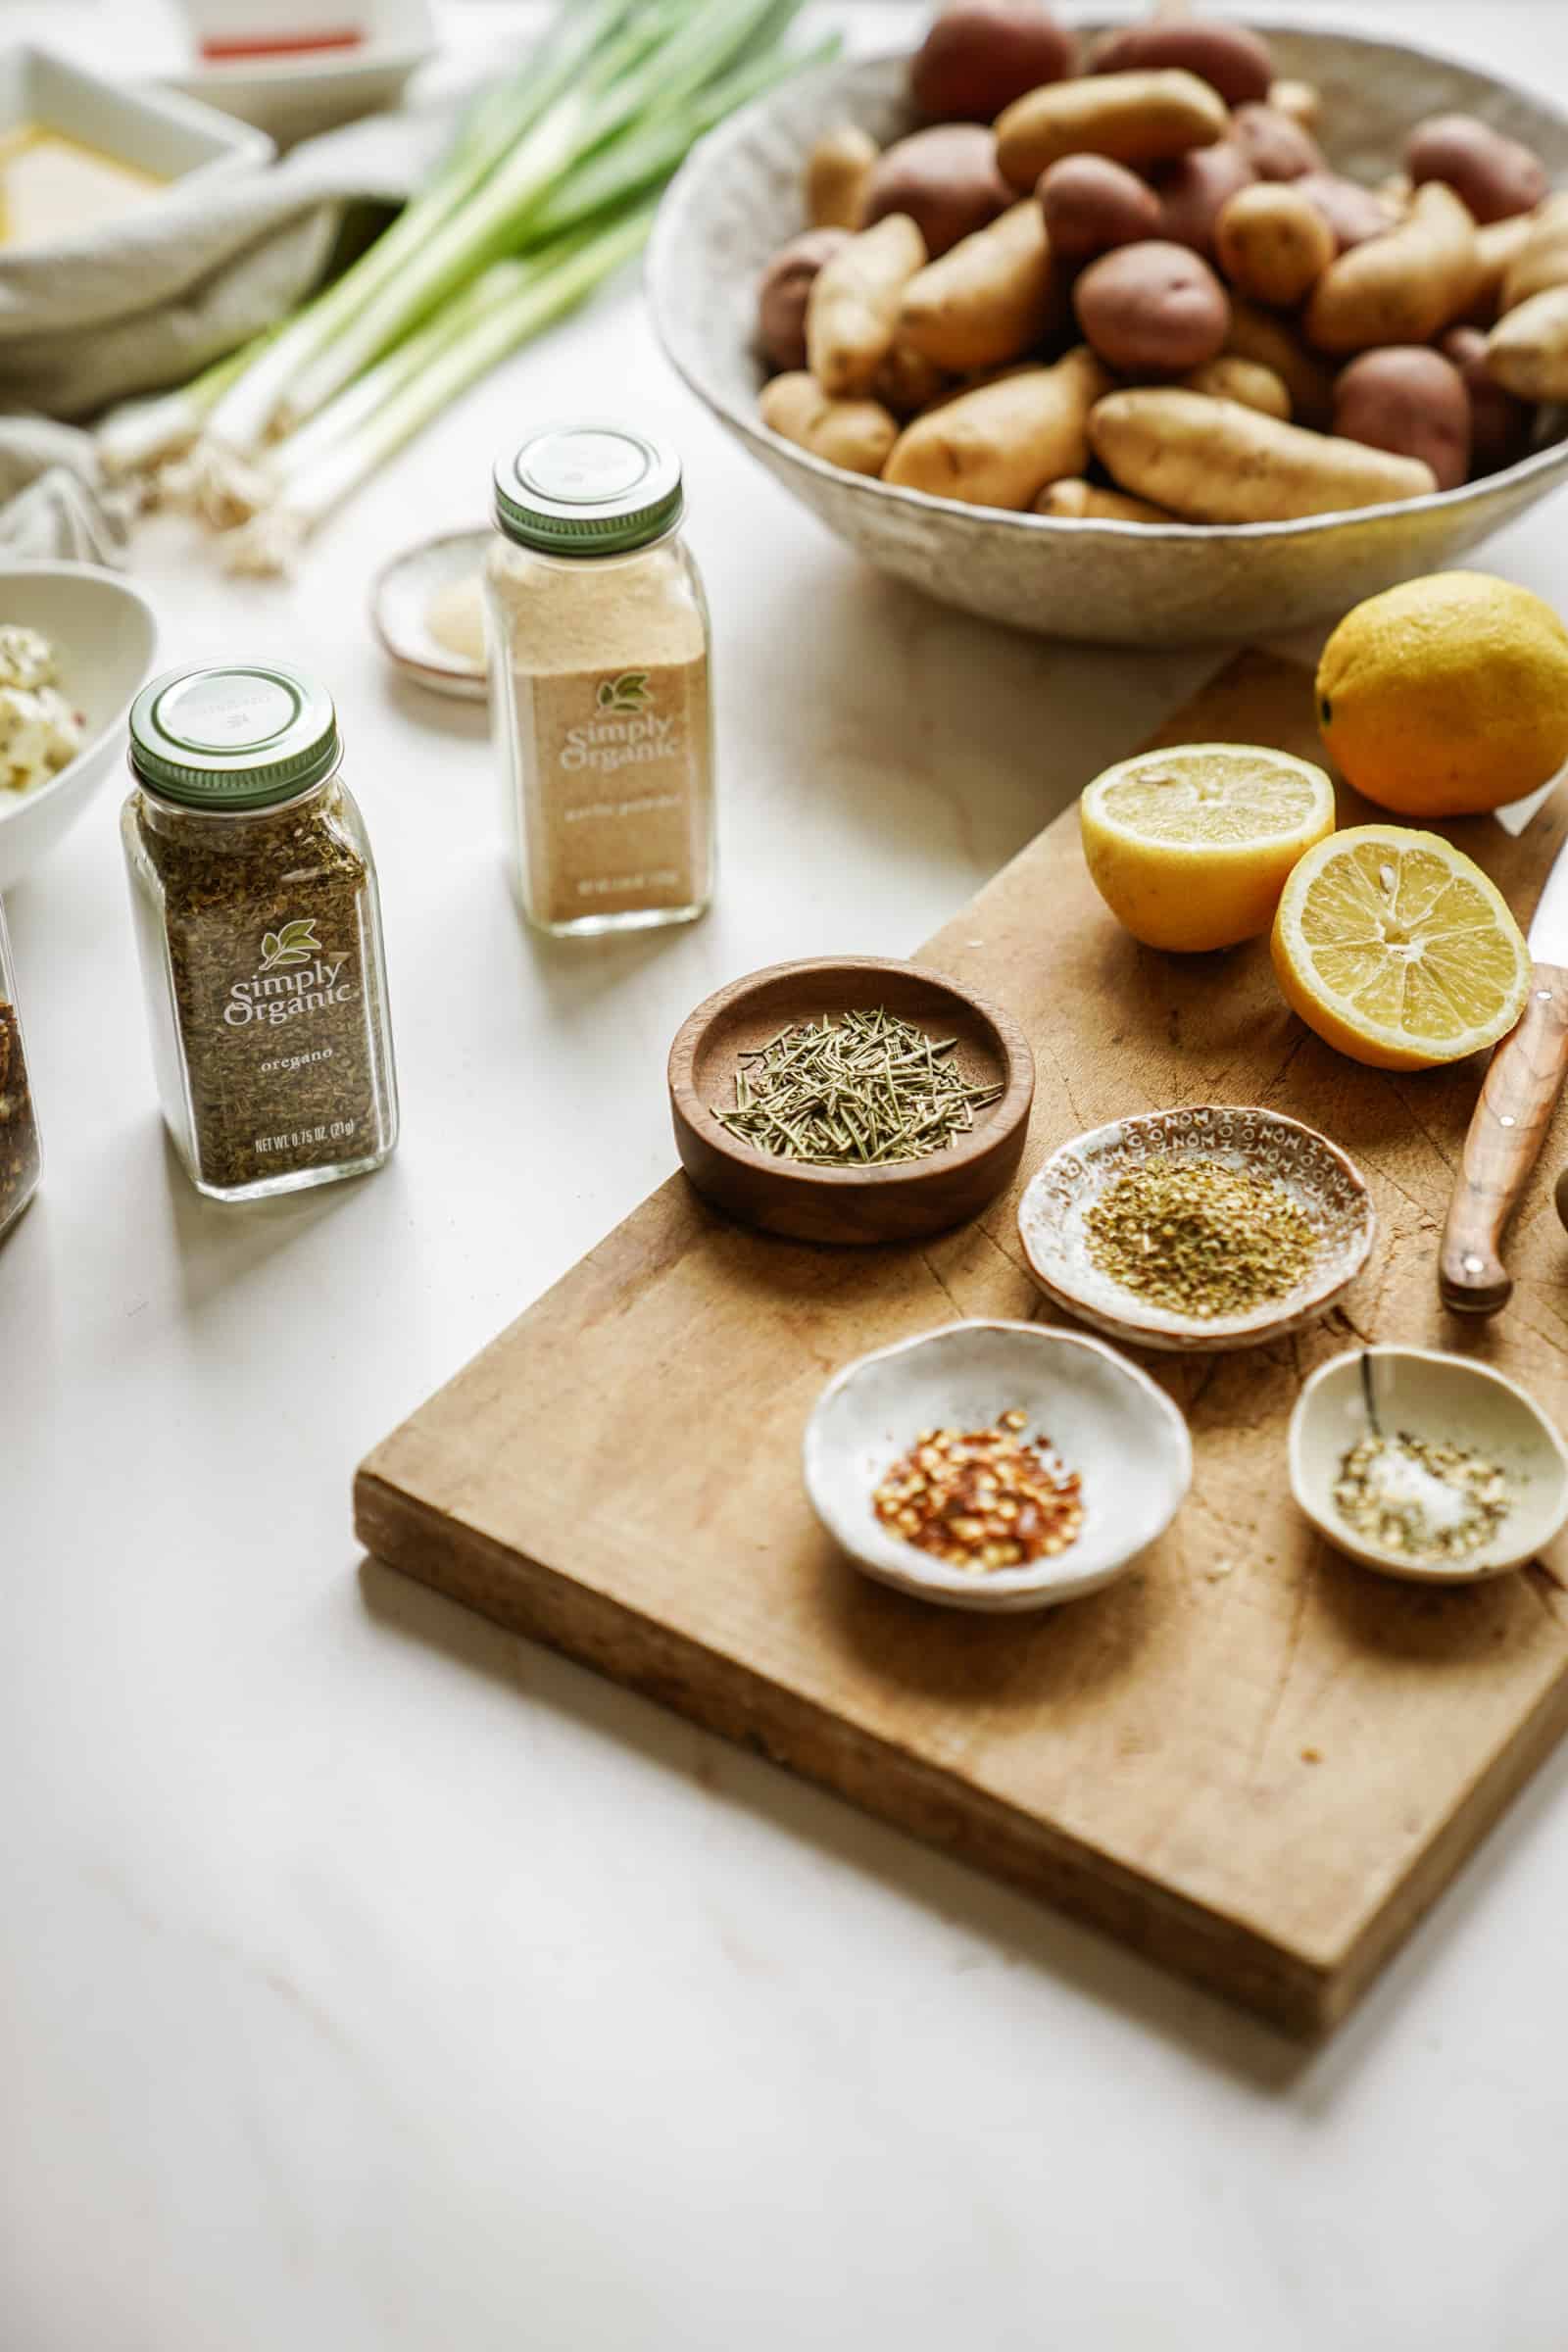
[{"x1": 872, "y1": 1410, "x2": 1084, "y2": 1574}]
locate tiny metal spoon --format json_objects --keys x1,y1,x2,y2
[{"x1": 1360, "y1": 1349, "x2": 1382, "y2": 1440}]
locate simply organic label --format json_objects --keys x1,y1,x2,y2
[
  {"x1": 521, "y1": 661, "x2": 710, "y2": 924},
  {"x1": 223, "y1": 917, "x2": 360, "y2": 1029},
  {"x1": 167, "y1": 900, "x2": 381, "y2": 1188}
]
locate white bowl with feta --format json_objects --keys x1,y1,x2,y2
[{"x1": 0, "y1": 564, "x2": 158, "y2": 891}]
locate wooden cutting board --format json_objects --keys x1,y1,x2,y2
[{"x1": 356, "y1": 653, "x2": 1568, "y2": 2037}]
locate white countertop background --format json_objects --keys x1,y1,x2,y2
[{"x1": 6, "y1": 6, "x2": 1568, "y2": 2346}]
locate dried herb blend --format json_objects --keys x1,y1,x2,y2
[
  {"x1": 873, "y1": 1412, "x2": 1084, "y2": 1573},
  {"x1": 1086, "y1": 1152, "x2": 1317, "y2": 1317},
  {"x1": 1333, "y1": 1431, "x2": 1511, "y2": 1564},
  {"x1": 122, "y1": 664, "x2": 398, "y2": 1202},
  {"x1": 714, "y1": 1007, "x2": 1003, "y2": 1167},
  {"x1": 0, "y1": 992, "x2": 40, "y2": 1240}
]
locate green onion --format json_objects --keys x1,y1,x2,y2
[
  {"x1": 220, "y1": 210, "x2": 656, "y2": 575},
  {"x1": 270, "y1": 0, "x2": 800, "y2": 439}
]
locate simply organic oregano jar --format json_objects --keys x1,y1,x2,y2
[
  {"x1": 122, "y1": 662, "x2": 399, "y2": 1202},
  {"x1": 483, "y1": 419, "x2": 715, "y2": 936}
]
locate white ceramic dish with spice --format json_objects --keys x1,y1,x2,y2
[
  {"x1": 0, "y1": 564, "x2": 160, "y2": 892},
  {"x1": 803, "y1": 1319, "x2": 1192, "y2": 1614},
  {"x1": 159, "y1": 1, "x2": 435, "y2": 147},
  {"x1": 1017, "y1": 1105, "x2": 1375, "y2": 1355},
  {"x1": 1289, "y1": 1347, "x2": 1568, "y2": 1583},
  {"x1": 648, "y1": 28, "x2": 1568, "y2": 646},
  {"x1": 371, "y1": 529, "x2": 489, "y2": 701}
]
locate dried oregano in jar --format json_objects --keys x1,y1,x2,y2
[
  {"x1": 122, "y1": 663, "x2": 399, "y2": 1202},
  {"x1": 0, "y1": 894, "x2": 41, "y2": 1241}
]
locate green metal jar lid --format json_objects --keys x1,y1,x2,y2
[
  {"x1": 493, "y1": 420, "x2": 683, "y2": 555},
  {"x1": 128, "y1": 663, "x2": 340, "y2": 810}
]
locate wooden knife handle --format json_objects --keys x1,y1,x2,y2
[{"x1": 1440, "y1": 963, "x2": 1568, "y2": 1317}]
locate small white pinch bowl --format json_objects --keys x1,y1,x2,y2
[
  {"x1": 1018, "y1": 1105, "x2": 1375, "y2": 1355},
  {"x1": 370, "y1": 528, "x2": 489, "y2": 701},
  {"x1": 1289, "y1": 1347, "x2": 1568, "y2": 1584},
  {"x1": 0, "y1": 564, "x2": 159, "y2": 892},
  {"x1": 803, "y1": 1319, "x2": 1191, "y2": 1613}
]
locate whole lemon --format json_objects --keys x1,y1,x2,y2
[{"x1": 1316, "y1": 572, "x2": 1568, "y2": 817}]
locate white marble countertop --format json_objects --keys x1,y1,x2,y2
[{"x1": 7, "y1": 5, "x2": 1568, "y2": 2346}]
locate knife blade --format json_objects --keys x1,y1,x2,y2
[{"x1": 1439, "y1": 830, "x2": 1568, "y2": 1316}]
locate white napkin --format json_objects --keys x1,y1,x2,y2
[
  {"x1": 0, "y1": 100, "x2": 453, "y2": 419},
  {"x1": 0, "y1": 416, "x2": 130, "y2": 564}
]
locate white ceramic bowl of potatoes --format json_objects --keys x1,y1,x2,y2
[{"x1": 647, "y1": 16, "x2": 1568, "y2": 645}]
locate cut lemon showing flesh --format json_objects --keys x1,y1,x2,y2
[
  {"x1": 1271, "y1": 824, "x2": 1531, "y2": 1070},
  {"x1": 1080, "y1": 743, "x2": 1337, "y2": 952}
]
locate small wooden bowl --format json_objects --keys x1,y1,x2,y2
[
  {"x1": 668, "y1": 956, "x2": 1034, "y2": 1247},
  {"x1": 1017, "y1": 1104, "x2": 1375, "y2": 1353}
]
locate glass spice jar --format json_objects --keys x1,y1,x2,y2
[
  {"x1": 0, "y1": 893, "x2": 41, "y2": 1241},
  {"x1": 122, "y1": 662, "x2": 399, "y2": 1203},
  {"x1": 483, "y1": 418, "x2": 715, "y2": 937}
]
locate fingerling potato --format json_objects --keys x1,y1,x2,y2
[
  {"x1": 1090, "y1": 388, "x2": 1437, "y2": 519},
  {"x1": 807, "y1": 214, "x2": 928, "y2": 396},
  {"x1": 996, "y1": 69, "x2": 1228, "y2": 188},
  {"x1": 1215, "y1": 182, "x2": 1336, "y2": 307},
  {"x1": 884, "y1": 344, "x2": 1110, "y2": 506},
  {"x1": 900, "y1": 200, "x2": 1063, "y2": 371},
  {"x1": 1304, "y1": 181, "x2": 1481, "y2": 352},
  {"x1": 760, "y1": 374, "x2": 900, "y2": 475}
]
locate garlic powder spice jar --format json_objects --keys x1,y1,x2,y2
[
  {"x1": 122, "y1": 662, "x2": 399, "y2": 1203},
  {"x1": 484, "y1": 420, "x2": 715, "y2": 936}
]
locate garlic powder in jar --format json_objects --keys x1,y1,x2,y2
[{"x1": 483, "y1": 420, "x2": 714, "y2": 937}]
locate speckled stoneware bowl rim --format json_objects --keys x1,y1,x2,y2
[
  {"x1": 1017, "y1": 1105, "x2": 1376, "y2": 1354},
  {"x1": 803, "y1": 1318, "x2": 1193, "y2": 1611},
  {"x1": 646, "y1": 28, "x2": 1568, "y2": 543},
  {"x1": 369, "y1": 527, "x2": 489, "y2": 700},
  {"x1": 1288, "y1": 1345, "x2": 1568, "y2": 1581}
]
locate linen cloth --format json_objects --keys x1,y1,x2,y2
[{"x1": 0, "y1": 100, "x2": 453, "y2": 418}]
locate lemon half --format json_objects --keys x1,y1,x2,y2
[
  {"x1": 1271, "y1": 824, "x2": 1531, "y2": 1069},
  {"x1": 1080, "y1": 743, "x2": 1337, "y2": 952}
]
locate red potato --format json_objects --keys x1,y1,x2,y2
[
  {"x1": 1332, "y1": 346, "x2": 1471, "y2": 490},
  {"x1": 1073, "y1": 239, "x2": 1230, "y2": 374},
  {"x1": 1294, "y1": 172, "x2": 1397, "y2": 254},
  {"x1": 1231, "y1": 103, "x2": 1323, "y2": 182},
  {"x1": 910, "y1": 0, "x2": 1076, "y2": 123},
  {"x1": 1152, "y1": 140, "x2": 1256, "y2": 259},
  {"x1": 859, "y1": 124, "x2": 1010, "y2": 259},
  {"x1": 1089, "y1": 19, "x2": 1273, "y2": 107},
  {"x1": 1441, "y1": 324, "x2": 1531, "y2": 473},
  {"x1": 1038, "y1": 155, "x2": 1161, "y2": 266},
  {"x1": 757, "y1": 229, "x2": 850, "y2": 373},
  {"x1": 1405, "y1": 114, "x2": 1548, "y2": 225}
]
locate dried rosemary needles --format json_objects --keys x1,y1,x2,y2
[{"x1": 713, "y1": 1006, "x2": 1002, "y2": 1168}]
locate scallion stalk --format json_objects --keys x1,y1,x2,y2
[{"x1": 221, "y1": 210, "x2": 655, "y2": 575}]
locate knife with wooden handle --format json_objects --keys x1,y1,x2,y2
[{"x1": 1440, "y1": 837, "x2": 1568, "y2": 1317}]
